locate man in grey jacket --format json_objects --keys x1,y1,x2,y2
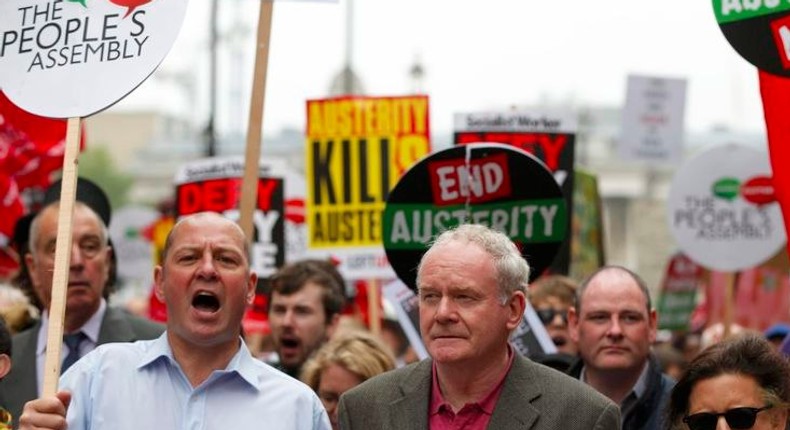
[
  {"x1": 339, "y1": 224, "x2": 619, "y2": 429},
  {"x1": 0, "y1": 178, "x2": 163, "y2": 426}
]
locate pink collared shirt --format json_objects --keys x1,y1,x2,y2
[{"x1": 428, "y1": 347, "x2": 515, "y2": 430}]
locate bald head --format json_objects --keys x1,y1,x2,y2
[
  {"x1": 162, "y1": 213, "x2": 250, "y2": 264},
  {"x1": 576, "y1": 265, "x2": 652, "y2": 314}
]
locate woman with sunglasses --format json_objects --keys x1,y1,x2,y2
[{"x1": 666, "y1": 334, "x2": 790, "y2": 430}]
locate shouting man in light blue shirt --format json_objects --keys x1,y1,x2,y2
[{"x1": 19, "y1": 212, "x2": 331, "y2": 430}]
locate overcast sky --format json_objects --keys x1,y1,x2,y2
[{"x1": 114, "y1": 0, "x2": 768, "y2": 142}]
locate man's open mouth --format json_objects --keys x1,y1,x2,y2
[
  {"x1": 192, "y1": 292, "x2": 220, "y2": 313},
  {"x1": 280, "y1": 338, "x2": 299, "y2": 349}
]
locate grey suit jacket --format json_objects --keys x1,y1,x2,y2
[
  {"x1": 0, "y1": 306, "x2": 164, "y2": 427},
  {"x1": 339, "y1": 355, "x2": 620, "y2": 430}
]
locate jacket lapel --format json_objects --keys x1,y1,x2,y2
[
  {"x1": 96, "y1": 307, "x2": 137, "y2": 344},
  {"x1": 389, "y1": 360, "x2": 433, "y2": 430},
  {"x1": 488, "y1": 355, "x2": 541, "y2": 429}
]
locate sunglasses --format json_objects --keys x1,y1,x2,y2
[
  {"x1": 683, "y1": 406, "x2": 772, "y2": 430},
  {"x1": 536, "y1": 309, "x2": 568, "y2": 325}
]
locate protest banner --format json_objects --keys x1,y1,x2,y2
[
  {"x1": 667, "y1": 145, "x2": 785, "y2": 272},
  {"x1": 0, "y1": 90, "x2": 87, "y2": 256},
  {"x1": 511, "y1": 301, "x2": 558, "y2": 358},
  {"x1": 0, "y1": 0, "x2": 187, "y2": 118},
  {"x1": 174, "y1": 157, "x2": 287, "y2": 283},
  {"x1": 703, "y1": 248, "x2": 790, "y2": 331},
  {"x1": 0, "y1": 0, "x2": 187, "y2": 396},
  {"x1": 712, "y1": 0, "x2": 790, "y2": 77},
  {"x1": 667, "y1": 145, "x2": 786, "y2": 336},
  {"x1": 619, "y1": 74, "x2": 687, "y2": 164},
  {"x1": 109, "y1": 206, "x2": 159, "y2": 292},
  {"x1": 657, "y1": 252, "x2": 703, "y2": 331},
  {"x1": 382, "y1": 280, "x2": 428, "y2": 360},
  {"x1": 711, "y1": 0, "x2": 790, "y2": 259},
  {"x1": 453, "y1": 110, "x2": 575, "y2": 276},
  {"x1": 569, "y1": 169, "x2": 606, "y2": 281},
  {"x1": 305, "y1": 95, "x2": 431, "y2": 279},
  {"x1": 383, "y1": 143, "x2": 567, "y2": 290}
]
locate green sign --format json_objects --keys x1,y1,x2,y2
[
  {"x1": 713, "y1": 0, "x2": 790, "y2": 24},
  {"x1": 383, "y1": 198, "x2": 567, "y2": 250}
]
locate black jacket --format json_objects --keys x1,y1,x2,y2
[{"x1": 567, "y1": 355, "x2": 675, "y2": 430}]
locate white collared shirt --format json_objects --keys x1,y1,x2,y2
[{"x1": 60, "y1": 333, "x2": 331, "y2": 430}]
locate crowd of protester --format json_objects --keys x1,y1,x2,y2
[{"x1": 2, "y1": 179, "x2": 790, "y2": 429}]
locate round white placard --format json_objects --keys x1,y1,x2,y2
[
  {"x1": 0, "y1": 0, "x2": 187, "y2": 118},
  {"x1": 666, "y1": 145, "x2": 786, "y2": 271}
]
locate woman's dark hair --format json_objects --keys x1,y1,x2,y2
[{"x1": 666, "y1": 334, "x2": 790, "y2": 429}]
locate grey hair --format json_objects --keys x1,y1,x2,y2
[
  {"x1": 416, "y1": 224, "x2": 530, "y2": 302},
  {"x1": 575, "y1": 265, "x2": 652, "y2": 314}
]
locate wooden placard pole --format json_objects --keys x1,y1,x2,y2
[
  {"x1": 41, "y1": 117, "x2": 82, "y2": 397},
  {"x1": 239, "y1": 0, "x2": 275, "y2": 239},
  {"x1": 722, "y1": 271, "x2": 736, "y2": 340},
  {"x1": 368, "y1": 279, "x2": 381, "y2": 335}
]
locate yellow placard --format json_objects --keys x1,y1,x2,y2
[{"x1": 306, "y1": 95, "x2": 431, "y2": 248}]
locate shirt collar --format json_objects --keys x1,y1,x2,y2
[
  {"x1": 429, "y1": 345, "x2": 515, "y2": 415},
  {"x1": 138, "y1": 333, "x2": 261, "y2": 391},
  {"x1": 37, "y1": 299, "x2": 107, "y2": 356},
  {"x1": 630, "y1": 361, "x2": 650, "y2": 399},
  {"x1": 580, "y1": 361, "x2": 650, "y2": 402}
]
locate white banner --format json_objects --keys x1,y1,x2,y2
[{"x1": 619, "y1": 74, "x2": 687, "y2": 164}]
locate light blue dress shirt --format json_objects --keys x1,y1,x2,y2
[{"x1": 60, "y1": 333, "x2": 331, "y2": 430}]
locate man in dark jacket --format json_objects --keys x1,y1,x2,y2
[
  {"x1": 568, "y1": 265, "x2": 674, "y2": 430},
  {"x1": 0, "y1": 178, "x2": 164, "y2": 427}
]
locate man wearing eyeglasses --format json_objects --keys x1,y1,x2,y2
[
  {"x1": 0, "y1": 179, "x2": 164, "y2": 427},
  {"x1": 567, "y1": 265, "x2": 675, "y2": 430}
]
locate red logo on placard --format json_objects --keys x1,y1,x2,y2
[
  {"x1": 741, "y1": 176, "x2": 776, "y2": 205},
  {"x1": 427, "y1": 153, "x2": 511, "y2": 206},
  {"x1": 770, "y1": 15, "x2": 790, "y2": 69}
]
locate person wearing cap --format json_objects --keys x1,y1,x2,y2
[
  {"x1": 764, "y1": 323, "x2": 790, "y2": 351},
  {"x1": 0, "y1": 178, "x2": 164, "y2": 427},
  {"x1": 18, "y1": 212, "x2": 330, "y2": 430}
]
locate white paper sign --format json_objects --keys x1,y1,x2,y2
[
  {"x1": 666, "y1": 145, "x2": 786, "y2": 271},
  {"x1": 0, "y1": 0, "x2": 188, "y2": 118},
  {"x1": 382, "y1": 279, "x2": 429, "y2": 360},
  {"x1": 109, "y1": 205, "x2": 158, "y2": 289},
  {"x1": 619, "y1": 74, "x2": 687, "y2": 163}
]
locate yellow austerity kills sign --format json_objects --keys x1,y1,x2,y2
[{"x1": 306, "y1": 95, "x2": 431, "y2": 249}]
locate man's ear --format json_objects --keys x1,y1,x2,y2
[
  {"x1": 153, "y1": 266, "x2": 166, "y2": 302},
  {"x1": 246, "y1": 272, "x2": 258, "y2": 305},
  {"x1": 0, "y1": 354, "x2": 11, "y2": 379},
  {"x1": 568, "y1": 307, "x2": 580, "y2": 342},
  {"x1": 25, "y1": 252, "x2": 40, "y2": 287},
  {"x1": 506, "y1": 291, "x2": 526, "y2": 332}
]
